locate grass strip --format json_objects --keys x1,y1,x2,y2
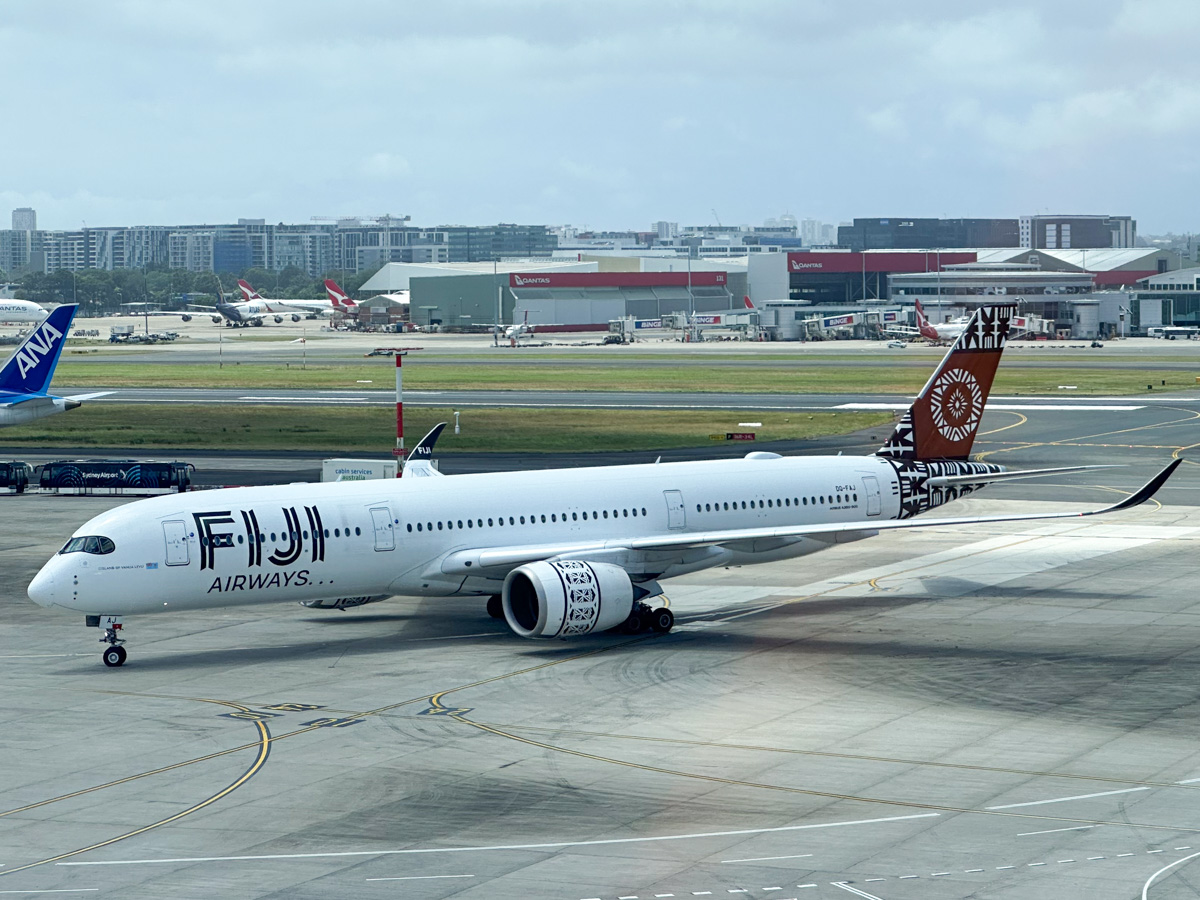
[
  {"x1": 52, "y1": 361, "x2": 1200, "y2": 395},
  {"x1": 0, "y1": 405, "x2": 895, "y2": 454}
]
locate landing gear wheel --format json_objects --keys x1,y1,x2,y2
[
  {"x1": 103, "y1": 645, "x2": 127, "y2": 667},
  {"x1": 650, "y1": 607, "x2": 674, "y2": 633},
  {"x1": 486, "y1": 595, "x2": 504, "y2": 619},
  {"x1": 623, "y1": 612, "x2": 645, "y2": 634}
]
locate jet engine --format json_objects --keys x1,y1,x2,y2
[
  {"x1": 291, "y1": 314, "x2": 301, "y2": 322},
  {"x1": 181, "y1": 314, "x2": 192, "y2": 322},
  {"x1": 502, "y1": 560, "x2": 634, "y2": 639},
  {"x1": 211, "y1": 315, "x2": 223, "y2": 324},
  {"x1": 273, "y1": 315, "x2": 283, "y2": 323}
]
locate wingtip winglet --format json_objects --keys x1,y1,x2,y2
[{"x1": 1101, "y1": 458, "x2": 1182, "y2": 513}]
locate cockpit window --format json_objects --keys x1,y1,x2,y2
[{"x1": 59, "y1": 536, "x2": 116, "y2": 555}]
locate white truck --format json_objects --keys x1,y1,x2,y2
[{"x1": 320, "y1": 458, "x2": 398, "y2": 482}]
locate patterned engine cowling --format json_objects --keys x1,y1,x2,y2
[
  {"x1": 883, "y1": 457, "x2": 1005, "y2": 519},
  {"x1": 502, "y1": 560, "x2": 634, "y2": 639}
]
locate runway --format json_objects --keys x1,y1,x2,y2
[{"x1": 3, "y1": 405, "x2": 1200, "y2": 898}]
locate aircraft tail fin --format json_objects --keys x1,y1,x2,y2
[
  {"x1": 876, "y1": 304, "x2": 1015, "y2": 461},
  {"x1": 744, "y1": 295, "x2": 755, "y2": 309},
  {"x1": 0, "y1": 304, "x2": 77, "y2": 398},
  {"x1": 324, "y1": 279, "x2": 355, "y2": 307},
  {"x1": 915, "y1": 299, "x2": 940, "y2": 340},
  {"x1": 237, "y1": 280, "x2": 262, "y2": 302}
]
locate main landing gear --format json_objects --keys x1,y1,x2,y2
[
  {"x1": 622, "y1": 601, "x2": 674, "y2": 635},
  {"x1": 486, "y1": 595, "x2": 504, "y2": 619},
  {"x1": 88, "y1": 615, "x2": 127, "y2": 667}
]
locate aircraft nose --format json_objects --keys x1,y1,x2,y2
[{"x1": 27, "y1": 561, "x2": 61, "y2": 608}]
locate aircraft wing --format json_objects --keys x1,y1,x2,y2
[
  {"x1": 438, "y1": 460, "x2": 1180, "y2": 576},
  {"x1": 186, "y1": 304, "x2": 218, "y2": 312}
]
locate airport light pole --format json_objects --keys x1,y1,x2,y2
[{"x1": 394, "y1": 351, "x2": 406, "y2": 475}]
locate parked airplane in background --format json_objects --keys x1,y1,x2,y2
[
  {"x1": 28, "y1": 304, "x2": 1179, "y2": 667},
  {"x1": 0, "y1": 305, "x2": 108, "y2": 426},
  {"x1": 884, "y1": 299, "x2": 971, "y2": 344},
  {"x1": 324, "y1": 279, "x2": 359, "y2": 315},
  {"x1": 238, "y1": 280, "x2": 345, "y2": 319},
  {"x1": 0, "y1": 298, "x2": 50, "y2": 323}
]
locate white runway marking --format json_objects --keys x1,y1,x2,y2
[
  {"x1": 721, "y1": 854, "x2": 813, "y2": 864},
  {"x1": 987, "y1": 787, "x2": 1149, "y2": 809},
  {"x1": 836, "y1": 403, "x2": 1144, "y2": 411},
  {"x1": 1142, "y1": 849, "x2": 1200, "y2": 899},
  {"x1": 57, "y1": 813, "x2": 940, "y2": 867},
  {"x1": 831, "y1": 883, "x2": 885, "y2": 899},
  {"x1": 0, "y1": 892, "x2": 99, "y2": 895},
  {"x1": 364, "y1": 874, "x2": 474, "y2": 881},
  {"x1": 1018, "y1": 825, "x2": 1099, "y2": 836}
]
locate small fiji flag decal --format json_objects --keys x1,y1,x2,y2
[{"x1": 146, "y1": 562, "x2": 158, "y2": 569}]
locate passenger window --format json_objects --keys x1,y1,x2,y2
[
  {"x1": 541, "y1": 514, "x2": 547, "y2": 523},
  {"x1": 603, "y1": 510, "x2": 609, "y2": 519},
  {"x1": 271, "y1": 532, "x2": 277, "y2": 541},
  {"x1": 237, "y1": 534, "x2": 244, "y2": 544},
  {"x1": 767, "y1": 500, "x2": 773, "y2": 508},
  {"x1": 582, "y1": 512, "x2": 588, "y2": 520},
  {"x1": 509, "y1": 517, "x2": 515, "y2": 525},
  {"x1": 416, "y1": 523, "x2": 422, "y2": 531},
  {"x1": 437, "y1": 522, "x2": 443, "y2": 530},
  {"x1": 478, "y1": 519, "x2": 483, "y2": 527},
  {"x1": 488, "y1": 518, "x2": 494, "y2": 526},
  {"x1": 520, "y1": 516, "x2": 525, "y2": 524},
  {"x1": 641, "y1": 508, "x2": 647, "y2": 516},
  {"x1": 802, "y1": 497, "x2": 807, "y2": 505},
  {"x1": 355, "y1": 527, "x2": 361, "y2": 536},
  {"x1": 457, "y1": 520, "x2": 463, "y2": 529},
  {"x1": 705, "y1": 504, "x2": 710, "y2": 512},
  {"x1": 467, "y1": 520, "x2": 473, "y2": 528},
  {"x1": 332, "y1": 529, "x2": 338, "y2": 538},
  {"x1": 622, "y1": 509, "x2": 628, "y2": 517}
]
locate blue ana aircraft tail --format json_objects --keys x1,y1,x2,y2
[{"x1": 0, "y1": 304, "x2": 78, "y2": 400}]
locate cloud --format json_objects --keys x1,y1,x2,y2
[{"x1": 359, "y1": 153, "x2": 412, "y2": 179}]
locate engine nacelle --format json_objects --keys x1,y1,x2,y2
[
  {"x1": 291, "y1": 314, "x2": 301, "y2": 322},
  {"x1": 181, "y1": 314, "x2": 192, "y2": 322},
  {"x1": 211, "y1": 315, "x2": 223, "y2": 324},
  {"x1": 502, "y1": 560, "x2": 634, "y2": 639},
  {"x1": 273, "y1": 315, "x2": 283, "y2": 323}
]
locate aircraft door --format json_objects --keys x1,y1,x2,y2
[
  {"x1": 663, "y1": 490, "x2": 686, "y2": 530},
  {"x1": 862, "y1": 476, "x2": 882, "y2": 517},
  {"x1": 163, "y1": 520, "x2": 190, "y2": 566},
  {"x1": 370, "y1": 507, "x2": 395, "y2": 551}
]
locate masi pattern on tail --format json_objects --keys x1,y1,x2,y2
[{"x1": 877, "y1": 304, "x2": 1015, "y2": 462}]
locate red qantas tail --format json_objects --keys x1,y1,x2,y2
[
  {"x1": 324, "y1": 279, "x2": 355, "y2": 308},
  {"x1": 237, "y1": 280, "x2": 262, "y2": 302},
  {"x1": 743, "y1": 295, "x2": 754, "y2": 309},
  {"x1": 877, "y1": 304, "x2": 1015, "y2": 461},
  {"x1": 914, "y1": 299, "x2": 940, "y2": 340}
]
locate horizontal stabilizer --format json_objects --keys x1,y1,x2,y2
[{"x1": 925, "y1": 464, "x2": 1118, "y2": 488}]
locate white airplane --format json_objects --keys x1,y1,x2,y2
[
  {"x1": 27, "y1": 303, "x2": 1179, "y2": 667},
  {"x1": 0, "y1": 298, "x2": 50, "y2": 323},
  {"x1": 886, "y1": 299, "x2": 971, "y2": 344},
  {"x1": 237, "y1": 280, "x2": 346, "y2": 320},
  {"x1": 0, "y1": 304, "x2": 108, "y2": 426}
]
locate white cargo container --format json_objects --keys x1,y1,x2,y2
[{"x1": 321, "y1": 458, "x2": 398, "y2": 482}]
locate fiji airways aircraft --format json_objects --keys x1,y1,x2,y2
[
  {"x1": 28, "y1": 304, "x2": 1179, "y2": 666},
  {"x1": 0, "y1": 305, "x2": 107, "y2": 426}
]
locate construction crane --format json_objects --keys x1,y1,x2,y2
[{"x1": 310, "y1": 215, "x2": 411, "y2": 227}]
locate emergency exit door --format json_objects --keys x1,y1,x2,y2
[
  {"x1": 663, "y1": 490, "x2": 686, "y2": 530},
  {"x1": 862, "y1": 476, "x2": 882, "y2": 516},
  {"x1": 370, "y1": 507, "x2": 395, "y2": 551},
  {"x1": 163, "y1": 520, "x2": 190, "y2": 566}
]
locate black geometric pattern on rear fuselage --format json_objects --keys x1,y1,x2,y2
[{"x1": 881, "y1": 457, "x2": 1003, "y2": 519}]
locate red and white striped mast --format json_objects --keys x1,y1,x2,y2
[{"x1": 394, "y1": 352, "x2": 405, "y2": 476}]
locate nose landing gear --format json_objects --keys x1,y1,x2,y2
[{"x1": 88, "y1": 615, "x2": 128, "y2": 667}]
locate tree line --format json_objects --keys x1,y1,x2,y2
[{"x1": 4, "y1": 265, "x2": 384, "y2": 314}]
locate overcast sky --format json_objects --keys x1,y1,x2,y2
[{"x1": 3, "y1": 0, "x2": 1197, "y2": 233}]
